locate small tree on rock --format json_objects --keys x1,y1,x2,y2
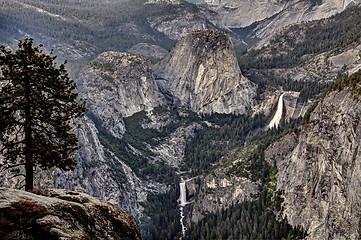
[{"x1": 0, "y1": 39, "x2": 87, "y2": 191}]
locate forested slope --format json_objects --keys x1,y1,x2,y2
[{"x1": 239, "y1": 4, "x2": 361, "y2": 69}]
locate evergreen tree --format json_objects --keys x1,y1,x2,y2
[{"x1": 0, "y1": 39, "x2": 86, "y2": 191}]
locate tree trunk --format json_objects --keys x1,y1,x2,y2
[
  {"x1": 24, "y1": 76, "x2": 33, "y2": 191},
  {"x1": 25, "y1": 157, "x2": 33, "y2": 191}
]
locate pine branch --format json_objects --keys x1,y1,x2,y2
[
  {"x1": 9, "y1": 173, "x2": 26, "y2": 179},
  {"x1": 0, "y1": 163, "x2": 25, "y2": 173},
  {"x1": 17, "y1": 179, "x2": 26, "y2": 190}
]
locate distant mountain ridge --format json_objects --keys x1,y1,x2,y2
[
  {"x1": 1, "y1": 0, "x2": 358, "y2": 67},
  {"x1": 199, "y1": 0, "x2": 361, "y2": 38},
  {"x1": 0, "y1": 0, "x2": 227, "y2": 64}
]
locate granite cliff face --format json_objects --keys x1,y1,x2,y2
[
  {"x1": 52, "y1": 115, "x2": 170, "y2": 219},
  {"x1": 0, "y1": 188, "x2": 142, "y2": 240},
  {"x1": 252, "y1": 0, "x2": 361, "y2": 38},
  {"x1": 200, "y1": 0, "x2": 361, "y2": 38},
  {"x1": 201, "y1": 0, "x2": 290, "y2": 28},
  {"x1": 267, "y1": 87, "x2": 361, "y2": 239},
  {"x1": 154, "y1": 29, "x2": 255, "y2": 114},
  {"x1": 78, "y1": 52, "x2": 166, "y2": 138}
]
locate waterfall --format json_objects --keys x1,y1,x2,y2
[
  {"x1": 268, "y1": 93, "x2": 285, "y2": 129},
  {"x1": 179, "y1": 182, "x2": 187, "y2": 206},
  {"x1": 179, "y1": 180, "x2": 188, "y2": 238}
]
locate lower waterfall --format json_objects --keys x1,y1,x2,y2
[{"x1": 179, "y1": 180, "x2": 188, "y2": 238}]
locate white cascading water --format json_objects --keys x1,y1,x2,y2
[
  {"x1": 179, "y1": 180, "x2": 188, "y2": 239},
  {"x1": 268, "y1": 93, "x2": 285, "y2": 129}
]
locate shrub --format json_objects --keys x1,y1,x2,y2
[{"x1": 0, "y1": 200, "x2": 50, "y2": 240}]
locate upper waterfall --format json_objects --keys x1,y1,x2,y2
[{"x1": 268, "y1": 93, "x2": 285, "y2": 129}]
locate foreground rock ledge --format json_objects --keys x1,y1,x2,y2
[{"x1": 0, "y1": 188, "x2": 142, "y2": 240}]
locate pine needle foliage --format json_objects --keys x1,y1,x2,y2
[{"x1": 0, "y1": 38, "x2": 87, "y2": 191}]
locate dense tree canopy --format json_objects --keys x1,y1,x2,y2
[{"x1": 0, "y1": 39, "x2": 86, "y2": 190}]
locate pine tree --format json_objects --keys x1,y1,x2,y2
[{"x1": 0, "y1": 38, "x2": 87, "y2": 191}]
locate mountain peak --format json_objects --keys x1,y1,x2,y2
[{"x1": 154, "y1": 29, "x2": 255, "y2": 114}]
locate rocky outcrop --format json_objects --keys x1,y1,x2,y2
[
  {"x1": 185, "y1": 171, "x2": 258, "y2": 224},
  {"x1": 0, "y1": 188, "x2": 142, "y2": 240},
  {"x1": 267, "y1": 88, "x2": 361, "y2": 239},
  {"x1": 154, "y1": 29, "x2": 255, "y2": 114},
  {"x1": 265, "y1": 133, "x2": 299, "y2": 166},
  {"x1": 78, "y1": 51, "x2": 166, "y2": 138},
  {"x1": 282, "y1": 92, "x2": 313, "y2": 122},
  {"x1": 150, "y1": 123, "x2": 203, "y2": 168}
]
